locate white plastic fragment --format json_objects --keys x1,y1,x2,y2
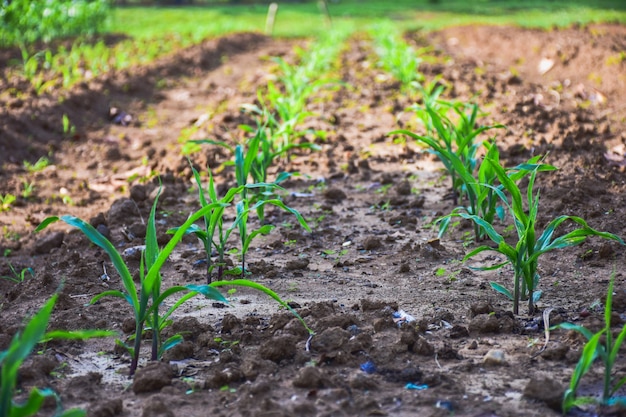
[
  {"x1": 392, "y1": 309, "x2": 416, "y2": 326},
  {"x1": 123, "y1": 245, "x2": 146, "y2": 258}
]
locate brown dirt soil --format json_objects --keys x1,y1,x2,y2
[{"x1": 1, "y1": 25, "x2": 626, "y2": 417}]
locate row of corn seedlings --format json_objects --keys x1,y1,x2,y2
[
  {"x1": 183, "y1": 29, "x2": 350, "y2": 282},
  {"x1": 369, "y1": 23, "x2": 430, "y2": 98},
  {"x1": 394, "y1": 95, "x2": 623, "y2": 316},
  {"x1": 18, "y1": 27, "x2": 351, "y2": 410},
  {"x1": 375, "y1": 30, "x2": 626, "y2": 411},
  {"x1": 14, "y1": 34, "x2": 192, "y2": 94},
  {"x1": 374, "y1": 31, "x2": 623, "y2": 316}
]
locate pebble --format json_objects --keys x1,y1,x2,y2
[{"x1": 483, "y1": 349, "x2": 506, "y2": 366}]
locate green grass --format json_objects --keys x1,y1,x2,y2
[{"x1": 109, "y1": 0, "x2": 626, "y2": 41}]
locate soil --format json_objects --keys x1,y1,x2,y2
[{"x1": 1, "y1": 24, "x2": 626, "y2": 417}]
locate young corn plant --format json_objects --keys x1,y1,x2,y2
[
  {"x1": 436, "y1": 142, "x2": 557, "y2": 241},
  {"x1": 36, "y1": 189, "x2": 230, "y2": 376},
  {"x1": 391, "y1": 103, "x2": 504, "y2": 205},
  {"x1": 0, "y1": 292, "x2": 113, "y2": 417},
  {"x1": 461, "y1": 158, "x2": 624, "y2": 315},
  {"x1": 553, "y1": 271, "x2": 626, "y2": 413},
  {"x1": 169, "y1": 163, "x2": 277, "y2": 282},
  {"x1": 231, "y1": 195, "x2": 310, "y2": 278},
  {"x1": 171, "y1": 162, "x2": 310, "y2": 280},
  {"x1": 370, "y1": 23, "x2": 427, "y2": 95}
]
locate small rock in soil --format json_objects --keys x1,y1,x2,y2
[
  {"x1": 541, "y1": 342, "x2": 569, "y2": 361},
  {"x1": 108, "y1": 198, "x2": 138, "y2": 225},
  {"x1": 395, "y1": 181, "x2": 412, "y2": 196},
  {"x1": 437, "y1": 344, "x2": 462, "y2": 360},
  {"x1": 349, "y1": 372, "x2": 379, "y2": 390},
  {"x1": 88, "y1": 398, "x2": 123, "y2": 417},
  {"x1": 293, "y1": 366, "x2": 327, "y2": 388},
  {"x1": 96, "y1": 224, "x2": 111, "y2": 240},
  {"x1": 360, "y1": 299, "x2": 398, "y2": 312},
  {"x1": 89, "y1": 212, "x2": 107, "y2": 227},
  {"x1": 128, "y1": 222, "x2": 147, "y2": 239},
  {"x1": 129, "y1": 184, "x2": 147, "y2": 201},
  {"x1": 259, "y1": 334, "x2": 298, "y2": 362},
  {"x1": 205, "y1": 366, "x2": 244, "y2": 388},
  {"x1": 380, "y1": 366, "x2": 422, "y2": 383},
  {"x1": 470, "y1": 301, "x2": 494, "y2": 317},
  {"x1": 221, "y1": 313, "x2": 242, "y2": 333},
  {"x1": 285, "y1": 258, "x2": 310, "y2": 270},
  {"x1": 523, "y1": 376, "x2": 564, "y2": 411},
  {"x1": 162, "y1": 340, "x2": 194, "y2": 361},
  {"x1": 414, "y1": 336, "x2": 435, "y2": 356},
  {"x1": 141, "y1": 397, "x2": 175, "y2": 417},
  {"x1": 469, "y1": 314, "x2": 501, "y2": 334},
  {"x1": 241, "y1": 358, "x2": 278, "y2": 381},
  {"x1": 483, "y1": 349, "x2": 506, "y2": 366},
  {"x1": 449, "y1": 325, "x2": 470, "y2": 339},
  {"x1": 373, "y1": 317, "x2": 396, "y2": 332},
  {"x1": 122, "y1": 318, "x2": 135, "y2": 334},
  {"x1": 362, "y1": 236, "x2": 382, "y2": 250},
  {"x1": 132, "y1": 362, "x2": 174, "y2": 394},
  {"x1": 311, "y1": 327, "x2": 350, "y2": 353},
  {"x1": 323, "y1": 187, "x2": 347, "y2": 202},
  {"x1": 34, "y1": 231, "x2": 65, "y2": 254}
]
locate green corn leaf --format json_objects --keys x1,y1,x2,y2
[
  {"x1": 463, "y1": 245, "x2": 495, "y2": 261},
  {"x1": 552, "y1": 322, "x2": 596, "y2": 341},
  {"x1": 41, "y1": 329, "x2": 115, "y2": 343},
  {"x1": 457, "y1": 213, "x2": 504, "y2": 244},
  {"x1": 9, "y1": 387, "x2": 52, "y2": 417},
  {"x1": 259, "y1": 199, "x2": 311, "y2": 232},
  {"x1": 142, "y1": 200, "x2": 228, "y2": 298},
  {"x1": 34, "y1": 216, "x2": 60, "y2": 231},
  {"x1": 243, "y1": 225, "x2": 275, "y2": 254},
  {"x1": 211, "y1": 279, "x2": 314, "y2": 335},
  {"x1": 3, "y1": 294, "x2": 56, "y2": 368},
  {"x1": 607, "y1": 396, "x2": 626, "y2": 407},
  {"x1": 150, "y1": 284, "x2": 227, "y2": 313},
  {"x1": 570, "y1": 330, "x2": 603, "y2": 392},
  {"x1": 88, "y1": 290, "x2": 131, "y2": 307},
  {"x1": 59, "y1": 408, "x2": 88, "y2": 417},
  {"x1": 41, "y1": 215, "x2": 139, "y2": 312},
  {"x1": 189, "y1": 139, "x2": 234, "y2": 153},
  {"x1": 158, "y1": 334, "x2": 183, "y2": 359},
  {"x1": 490, "y1": 282, "x2": 513, "y2": 300}
]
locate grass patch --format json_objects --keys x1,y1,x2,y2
[{"x1": 110, "y1": 0, "x2": 626, "y2": 41}]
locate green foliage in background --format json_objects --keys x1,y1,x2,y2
[{"x1": 0, "y1": 0, "x2": 111, "y2": 47}]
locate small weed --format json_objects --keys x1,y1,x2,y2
[
  {"x1": 23, "y1": 157, "x2": 50, "y2": 173},
  {"x1": 0, "y1": 263, "x2": 34, "y2": 283},
  {"x1": 0, "y1": 194, "x2": 16, "y2": 212}
]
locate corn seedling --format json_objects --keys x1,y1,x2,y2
[
  {"x1": 36, "y1": 189, "x2": 231, "y2": 376},
  {"x1": 0, "y1": 194, "x2": 16, "y2": 212},
  {"x1": 461, "y1": 158, "x2": 624, "y2": 315},
  {"x1": 0, "y1": 263, "x2": 34, "y2": 283},
  {"x1": 553, "y1": 271, "x2": 626, "y2": 413},
  {"x1": 436, "y1": 142, "x2": 557, "y2": 241},
  {"x1": 21, "y1": 180, "x2": 35, "y2": 200},
  {"x1": 23, "y1": 157, "x2": 49, "y2": 174},
  {"x1": 391, "y1": 103, "x2": 504, "y2": 205},
  {"x1": 0, "y1": 292, "x2": 113, "y2": 417},
  {"x1": 370, "y1": 23, "x2": 428, "y2": 95}
]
